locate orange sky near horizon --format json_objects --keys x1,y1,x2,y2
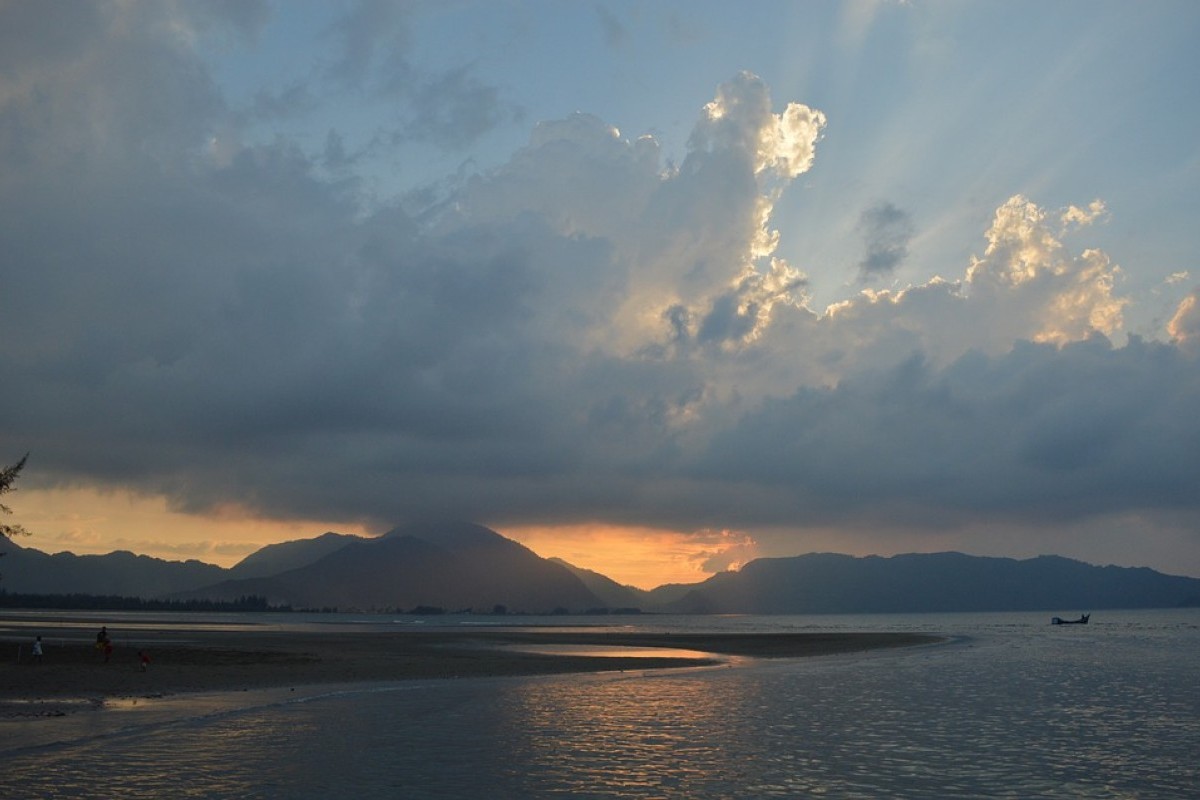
[
  {"x1": 501, "y1": 523, "x2": 761, "y2": 590},
  {"x1": 13, "y1": 485, "x2": 1200, "y2": 588},
  {"x1": 9, "y1": 486, "x2": 753, "y2": 589}
]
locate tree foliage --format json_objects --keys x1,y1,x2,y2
[
  {"x1": 1, "y1": 452, "x2": 30, "y2": 538},
  {"x1": 0, "y1": 590, "x2": 287, "y2": 612}
]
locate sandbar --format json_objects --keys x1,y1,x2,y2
[{"x1": 1, "y1": 620, "x2": 940, "y2": 717}]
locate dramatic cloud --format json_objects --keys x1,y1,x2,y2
[
  {"x1": 696, "y1": 335, "x2": 1200, "y2": 527},
  {"x1": 2, "y1": 3, "x2": 1198, "y2": 575},
  {"x1": 1169, "y1": 289, "x2": 1200, "y2": 348},
  {"x1": 965, "y1": 195, "x2": 1126, "y2": 346},
  {"x1": 691, "y1": 72, "x2": 826, "y2": 180}
]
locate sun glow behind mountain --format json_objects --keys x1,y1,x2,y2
[
  {"x1": 503, "y1": 524, "x2": 760, "y2": 590},
  {"x1": 16, "y1": 486, "x2": 747, "y2": 588}
]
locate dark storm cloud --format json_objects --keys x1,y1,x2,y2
[
  {"x1": 1, "y1": 3, "x2": 1198, "y2": 554},
  {"x1": 695, "y1": 336, "x2": 1200, "y2": 527},
  {"x1": 856, "y1": 201, "x2": 914, "y2": 281}
]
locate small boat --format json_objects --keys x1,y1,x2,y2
[{"x1": 1051, "y1": 613, "x2": 1090, "y2": 625}]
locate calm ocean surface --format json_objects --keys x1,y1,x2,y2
[{"x1": 2, "y1": 609, "x2": 1197, "y2": 799}]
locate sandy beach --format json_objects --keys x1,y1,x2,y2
[{"x1": 0, "y1": 617, "x2": 939, "y2": 717}]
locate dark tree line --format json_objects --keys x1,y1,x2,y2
[{"x1": 0, "y1": 590, "x2": 290, "y2": 612}]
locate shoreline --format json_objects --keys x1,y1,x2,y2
[{"x1": 1, "y1": 624, "x2": 941, "y2": 717}]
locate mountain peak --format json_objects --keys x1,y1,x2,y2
[
  {"x1": 185, "y1": 521, "x2": 601, "y2": 612},
  {"x1": 382, "y1": 521, "x2": 511, "y2": 550}
]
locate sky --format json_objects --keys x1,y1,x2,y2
[{"x1": 2, "y1": 0, "x2": 1199, "y2": 589}]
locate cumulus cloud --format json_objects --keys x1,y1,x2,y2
[
  {"x1": 687, "y1": 529, "x2": 760, "y2": 573},
  {"x1": 963, "y1": 195, "x2": 1126, "y2": 346},
  {"x1": 691, "y1": 71, "x2": 826, "y2": 180},
  {"x1": 1168, "y1": 289, "x2": 1200, "y2": 345},
  {"x1": 1, "y1": 3, "x2": 1197, "y2": 569},
  {"x1": 1060, "y1": 199, "x2": 1108, "y2": 229}
]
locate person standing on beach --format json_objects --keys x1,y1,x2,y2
[
  {"x1": 97, "y1": 626, "x2": 112, "y2": 663},
  {"x1": 138, "y1": 650, "x2": 150, "y2": 671},
  {"x1": 31, "y1": 635, "x2": 43, "y2": 664}
]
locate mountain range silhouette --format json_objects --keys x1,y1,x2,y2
[{"x1": 4, "y1": 522, "x2": 1199, "y2": 614}]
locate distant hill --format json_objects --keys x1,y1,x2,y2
[
  {"x1": 7, "y1": 529, "x2": 1199, "y2": 614},
  {"x1": 0, "y1": 536, "x2": 225, "y2": 597},
  {"x1": 176, "y1": 522, "x2": 605, "y2": 613},
  {"x1": 660, "y1": 552, "x2": 1200, "y2": 614},
  {"x1": 549, "y1": 558, "x2": 650, "y2": 610}
]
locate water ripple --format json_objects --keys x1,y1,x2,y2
[{"x1": 1, "y1": 611, "x2": 1197, "y2": 798}]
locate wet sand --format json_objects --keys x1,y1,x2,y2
[{"x1": 1, "y1": 622, "x2": 939, "y2": 717}]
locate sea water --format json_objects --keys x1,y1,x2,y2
[{"x1": 1, "y1": 609, "x2": 1197, "y2": 799}]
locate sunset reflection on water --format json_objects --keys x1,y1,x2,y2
[
  {"x1": 499, "y1": 643, "x2": 719, "y2": 660},
  {"x1": 496, "y1": 673, "x2": 744, "y2": 796},
  {"x1": 2, "y1": 611, "x2": 1196, "y2": 799}
]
